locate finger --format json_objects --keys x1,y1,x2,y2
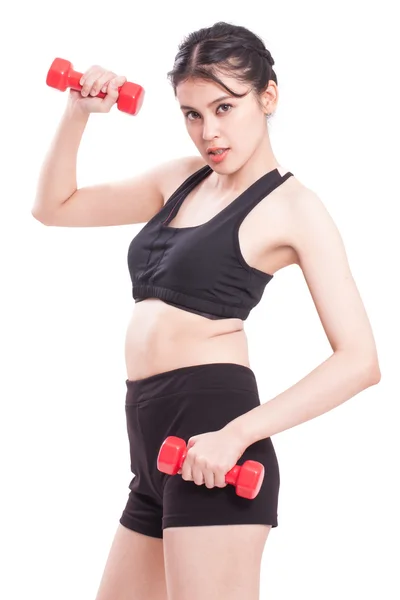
[
  {"x1": 79, "y1": 64, "x2": 102, "y2": 86},
  {"x1": 79, "y1": 66, "x2": 104, "y2": 96},
  {"x1": 192, "y1": 465, "x2": 205, "y2": 486},
  {"x1": 204, "y1": 469, "x2": 215, "y2": 489},
  {"x1": 80, "y1": 64, "x2": 102, "y2": 79},
  {"x1": 88, "y1": 71, "x2": 116, "y2": 96},
  {"x1": 100, "y1": 75, "x2": 127, "y2": 94},
  {"x1": 180, "y1": 463, "x2": 192, "y2": 481},
  {"x1": 99, "y1": 76, "x2": 127, "y2": 111},
  {"x1": 181, "y1": 449, "x2": 197, "y2": 481},
  {"x1": 215, "y1": 472, "x2": 227, "y2": 488}
]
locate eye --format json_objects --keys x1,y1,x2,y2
[
  {"x1": 217, "y1": 103, "x2": 232, "y2": 114},
  {"x1": 184, "y1": 103, "x2": 233, "y2": 121}
]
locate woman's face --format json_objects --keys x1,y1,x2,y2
[{"x1": 176, "y1": 73, "x2": 270, "y2": 172}]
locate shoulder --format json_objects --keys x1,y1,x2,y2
[
  {"x1": 261, "y1": 171, "x2": 340, "y2": 268},
  {"x1": 277, "y1": 182, "x2": 344, "y2": 268},
  {"x1": 160, "y1": 155, "x2": 208, "y2": 206}
]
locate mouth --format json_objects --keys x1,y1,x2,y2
[
  {"x1": 207, "y1": 147, "x2": 229, "y2": 155},
  {"x1": 207, "y1": 148, "x2": 230, "y2": 163}
]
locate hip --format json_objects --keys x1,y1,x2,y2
[{"x1": 124, "y1": 362, "x2": 279, "y2": 501}]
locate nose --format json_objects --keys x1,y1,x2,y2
[{"x1": 201, "y1": 116, "x2": 220, "y2": 141}]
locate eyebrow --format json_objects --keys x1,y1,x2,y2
[{"x1": 179, "y1": 95, "x2": 233, "y2": 111}]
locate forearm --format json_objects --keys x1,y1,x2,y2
[
  {"x1": 32, "y1": 102, "x2": 90, "y2": 218},
  {"x1": 224, "y1": 351, "x2": 380, "y2": 447}
]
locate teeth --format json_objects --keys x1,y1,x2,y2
[{"x1": 212, "y1": 149, "x2": 225, "y2": 155}]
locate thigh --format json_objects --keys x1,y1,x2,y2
[
  {"x1": 163, "y1": 524, "x2": 271, "y2": 600},
  {"x1": 94, "y1": 523, "x2": 168, "y2": 600}
]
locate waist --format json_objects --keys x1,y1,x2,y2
[
  {"x1": 125, "y1": 362, "x2": 259, "y2": 405},
  {"x1": 124, "y1": 299, "x2": 248, "y2": 380}
]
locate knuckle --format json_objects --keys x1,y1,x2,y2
[
  {"x1": 81, "y1": 65, "x2": 96, "y2": 80},
  {"x1": 98, "y1": 78, "x2": 109, "y2": 92},
  {"x1": 81, "y1": 69, "x2": 91, "y2": 81},
  {"x1": 81, "y1": 79, "x2": 93, "y2": 93},
  {"x1": 100, "y1": 71, "x2": 114, "y2": 84}
]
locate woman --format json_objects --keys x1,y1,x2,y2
[{"x1": 33, "y1": 21, "x2": 380, "y2": 600}]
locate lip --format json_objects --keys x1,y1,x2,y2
[
  {"x1": 208, "y1": 148, "x2": 230, "y2": 163},
  {"x1": 206, "y1": 147, "x2": 229, "y2": 153}
]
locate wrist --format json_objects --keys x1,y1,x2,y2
[
  {"x1": 65, "y1": 95, "x2": 91, "y2": 121},
  {"x1": 222, "y1": 419, "x2": 251, "y2": 451}
]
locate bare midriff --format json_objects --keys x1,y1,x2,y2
[{"x1": 124, "y1": 298, "x2": 249, "y2": 381}]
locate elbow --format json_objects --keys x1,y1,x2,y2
[
  {"x1": 337, "y1": 348, "x2": 381, "y2": 387},
  {"x1": 371, "y1": 365, "x2": 381, "y2": 385},
  {"x1": 31, "y1": 207, "x2": 52, "y2": 226},
  {"x1": 357, "y1": 355, "x2": 381, "y2": 386}
]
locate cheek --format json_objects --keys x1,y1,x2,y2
[
  {"x1": 186, "y1": 122, "x2": 200, "y2": 138},
  {"x1": 236, "y1": 119, "x2": 259, "y2": 148},
  {"x1": 233, "y1": 110, "x2": 256, "y2": 133},
  {"x1": 185, "y1": 125, "x2": 198, "y2": 143},
  {"x1": 241, "y1": 112, "x2": 265, "y2": 139}
]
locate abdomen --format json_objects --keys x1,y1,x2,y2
[{"x1": 124, "y1": 299, "x2": 248, "y2": 380}]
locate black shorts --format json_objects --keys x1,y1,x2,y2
[{"x1": 119, "y1": 362, "x2": 280, "y2": 538}]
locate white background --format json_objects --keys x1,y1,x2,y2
[{"x1": 1, "y1": 1, "x2": 398, "y2": 598}]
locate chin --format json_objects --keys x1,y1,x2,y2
[{"x1": 207, "y1": 153, "x2": 235, "y2": 171}]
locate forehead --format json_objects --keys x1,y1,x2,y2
[{"x1": 176, "y1": 75, "x2": 248, "y2": 105}]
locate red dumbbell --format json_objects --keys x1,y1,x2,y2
[
  {"x1": 157, "y1": 435, "x2": 265, "y2": 500},
  {"x1": 46, "y1": 57, "x2": 145, "y2": 115}
]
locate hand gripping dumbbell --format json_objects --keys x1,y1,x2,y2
[
  {"x1": 157, "y1": 435, "x2": 265, "y2": 500},
  {"x1": 46, "y1": 57, "x2": 145, "y2": 115}
]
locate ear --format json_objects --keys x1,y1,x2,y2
[{"x1": 261, "y1": 80, "x2": 278, "y2": 114}]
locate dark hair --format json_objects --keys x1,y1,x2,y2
[{"x1": 167, "y1": 21, "x2": 277, "y2": 118}]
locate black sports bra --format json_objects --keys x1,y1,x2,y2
[{"x1": 127, "y1": 164, "x2": 293, "y2": 320}]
